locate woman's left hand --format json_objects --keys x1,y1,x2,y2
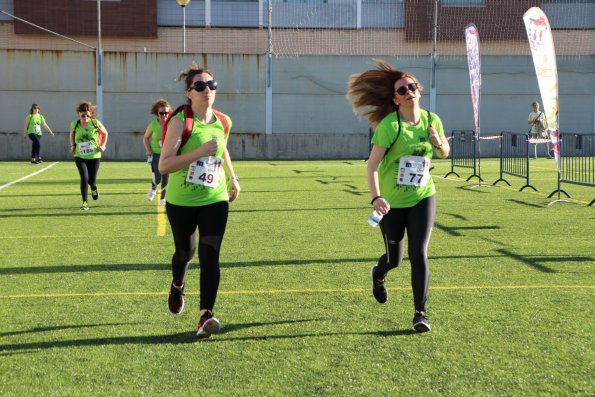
[
  {"x1": 428, "y1": 126, "x2": 442, "y2": 148},
  {"x1": 229, "y1": 179, "x2": 241, "y2": 202}
]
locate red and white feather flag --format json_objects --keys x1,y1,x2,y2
[{"x1": 523, "y1": 7, "x2": 560, "y2": 170}]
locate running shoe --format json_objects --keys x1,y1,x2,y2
[
  {"x1": 167, "y1": 283, "x2": 185, "y2": 315},
  {"x1": 196, "y1": 311, "x2": 221, "y2": 339},
  {"x1": 37, "y1": 158, "x2": 43, "y2": 163},
  {"x1": 371, "y1": 264, "x2": 388, "y2": 304},
  {"x1": 80, "y1": 201, "x2": 89, "y2": 211},
  {"x1": 159, "y1": 198, "x2": 166, "y2": 206},
  {"x1": 147, "y1": 188, "x2": 157, "y2": 201},
  {"x1": 413, "y1": 311, "x2": 431, "y2": 333},
  {"x1": 91, "y1": 188, "x2": 99, "y2": 200}
]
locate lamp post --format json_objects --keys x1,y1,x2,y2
[{"x1": 177, "y1": 0, "x2": 191, "y2": 53}]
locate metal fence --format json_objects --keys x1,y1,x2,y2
[
  {"x1": 444, "y1": 130, "x2": 481, "y2": 182},
  {"x1": 492, "y1": 131, "x2": 537, "y2": 192},
  {"x1": 548, "y1": 133, "x2": 595, "y2": 206}
]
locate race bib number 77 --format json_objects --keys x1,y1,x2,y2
[
  {"x1": 186, "y1": 156, "x2": 224, "y2": 188},
  {"x1": 397, "y1": 155, "x2": 430, "y2": 187}
]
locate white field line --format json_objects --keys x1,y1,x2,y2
[{"x1": 0, "y1": 162, "x2": 59, "y2": 191}]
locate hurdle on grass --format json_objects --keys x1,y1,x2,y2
[
  {"x1": 492, "y1": 132, "x2": 537, "y2": 192},
  {"x1": 548, "y1": 133, "x2": 595, "y2": 206},
  {"x1": 444, "y1": 130, "x2": 482, "y2": 182}
]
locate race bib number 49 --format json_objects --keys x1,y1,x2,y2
[
  {"x1": 397, "y1": 155, "x2": 430, "y2": 187},
  {"x1": 78, "y1": 141, "x2": 94, "y2": 155},
  {"x1": 186, "y1": 156, "x2": 224, "y2": 188}
]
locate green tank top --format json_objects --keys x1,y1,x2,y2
[
  {"x1": 166, "y1": 110, "x2": 232, "y2": 207},
  {"x1": 148, "y1": 119, "x2": 163, "y2": 154},
  {"x1": 371, "y1": 110, "x2": 444, "y2": 208},
  {"x1": 26, "y1": 114, "x2": 45, "y2": 135},
  {"x1": 71, "y1": 119, "x2": 102, "y2": 160}
]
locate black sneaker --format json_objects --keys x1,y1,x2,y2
[
  {"x1": 196, "y1": 310, "x2": 221, "y2": 339},
  {"x1": 413, "y1": 311, "x2": 431, "y2": 333},
  {"x1": 37, "y1": 158, "x2": 43, "y2": 163},
  {"x1": 371, "y1": 265, "x2": 388, "y2": 304},
  {"x1": 167, "y1": 283, "x2": 185, "y2": 315},
  {"x1": 91, "y1": 188, "x2": 99, "y2": 200}
]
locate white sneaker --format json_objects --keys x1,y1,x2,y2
[
  {"x1": 159, "y1": 198, "x2": 166, "y2": 206},
  {"x1": 147, "y1": 188, "x2": 157, "y2": 201},
  {"x1": 197, "y1": 311, "x2": 221, "y2": 339}
]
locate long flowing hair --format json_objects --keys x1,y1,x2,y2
[{"x1": 346, "y1": 59, "x2": 422, "y2": 127}]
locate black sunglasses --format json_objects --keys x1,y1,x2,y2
[
  {"x1": 190, "y1": 80, "x2": 218, "y2": 92},
  {"x1": 158, "y1": 111, "x2": 170, "y2": 116},
  {"x1": 395, "y1": 83, "x2": 418, "y2": 96}
]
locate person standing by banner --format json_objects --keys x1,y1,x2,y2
[
  {"x1": 23, "y1": 104, "x2": 54, "y2": 164},
  {"x1": 346, "y1": 59, "x2": 449, "y2": 333},
  {"x1": 528, "y1": 101, "x2": 552, "y2": 159},
  {"x1": 523, "y1": 7, "x2": 560, "y2": 170}
]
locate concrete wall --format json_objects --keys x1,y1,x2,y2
[{"x1": 0, "y1": 50, "x2": 593, "y2": 160}]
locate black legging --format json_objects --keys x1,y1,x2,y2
[
  {"x1": 150, "y1": 153, "x2": 168, "y2": 199},
  {"x1": 375, "y1": 195, "x2": 436, "y2": 312},
  {"x1": 28, "y1": 134, "x2": 41, "y2": 159},
  {"x1": 75, "y1": 157, "x2": 100, "y2": 203},
  {"x1": 166, "y1": 201, "x2": 229, "y2": 311}
]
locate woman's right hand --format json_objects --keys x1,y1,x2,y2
[
  {"x1": 373, "y1": 197, "x2": 391, "y2": 216},
  {"x1": 198, "y1": 139, "x2": 218, "y2": 157}
]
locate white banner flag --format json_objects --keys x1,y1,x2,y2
[
  {"x1": 523, "y1": 7, "x2": 560, "y2": 168},
  {"x1": 464, "y1": 23, "x2": 481, "y2": 138}
]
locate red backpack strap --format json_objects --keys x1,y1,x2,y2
[
  {"x1": 162, "y1": 104, "x2": 194, "y2": 153},
  {"x1": 213, "y1": 108, "x2": 230, "y2": 138}
]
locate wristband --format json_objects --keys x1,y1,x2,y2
[
  {"x1": 371, "y1": 196, "x2": 382, "y2": 205},
  {"x1": 231, "y1": 175, "x2": 239, "y2": 181}
]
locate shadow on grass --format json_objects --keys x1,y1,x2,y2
[
  {"x1": 0, "y1": 258, "x2": 378, "y2": 275},
  {"x1": 20, "y1": 178, "x2": 148, "y2": 185},
  {"x1": 0, "y1": 323, "x2": 137, "y2": 338},
  {"x1": 496, "y1": 248, "x2": 593, "y2": 273},
  {"x1": 0, "y1": 192, "x2": 146, "y2": 199},
  {"x1": 232, "y1": 207, "x2": 367, "y2": 214},
  {"x1": 458, "y1": 185, "x2": 492, "y2": 193},
  {"x1": 443, "y1": 213, "x2": 469, "y2": 221},
  {"x1": 507, "y1": 199, "x2": 544, "y2": 208},
  {"x1": 0, "y1": 210, "x2": 157, "y2": 219},
  {"x1": 435, "y1": 222, "x2": 500, "y2": 237},
  {"x1": 0, "y1": 207, "x2": 368, "y2": 218},
  {"x1": 0, "y1": 320, "x2": 417, "y2": 352}
]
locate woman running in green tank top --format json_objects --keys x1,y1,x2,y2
[{"x1": 159, "y1": 63, "x2": 241, "y2": 339}]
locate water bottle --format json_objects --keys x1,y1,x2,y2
[
  {"x1": 368, "y1": 210, "x2": 383, "y2": 227},
  {"x1": 147, "y1": 155, "x2": 153, "y2": 164}
]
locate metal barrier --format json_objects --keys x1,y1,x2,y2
[
  {"x1": 548, "y1": 133, "x2": 595, "y2": 206},
  {"x1": 444, "y1": 130, "x2": 482, "y2": 182},
  {"x1": 492, "y1": 132, "x2": 537, "y2": 191}
]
